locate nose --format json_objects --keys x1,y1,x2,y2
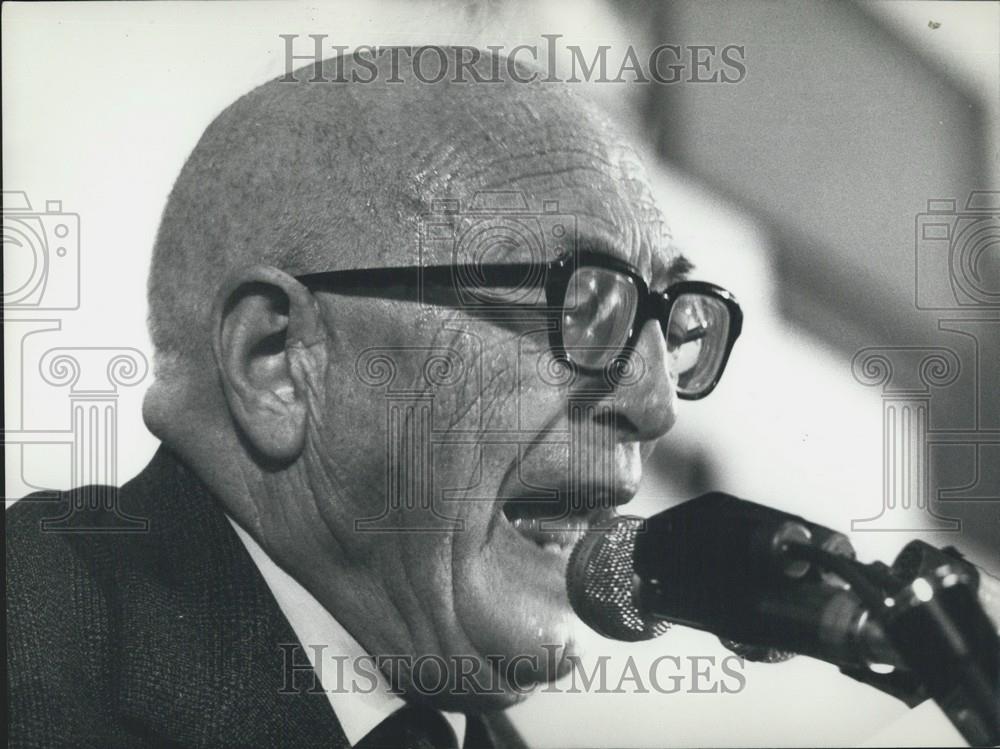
[{"x1": 603, "y1": 318, "x2": 678, "y2": 442}]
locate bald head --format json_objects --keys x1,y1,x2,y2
[{"x1": 147, "y1": 48, "x2": 664, "y2": 380}]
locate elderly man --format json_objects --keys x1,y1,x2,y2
[{"x1": 7, "y1": 50, "x2": 740, "y2": 747}]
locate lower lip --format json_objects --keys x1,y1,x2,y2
[{"x1": 504, "y1": 512, "x2": 613, "y2": 558}]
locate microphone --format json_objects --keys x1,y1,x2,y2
[
  {"x1": 567, "y1": 492, "x2": 900, "y2": 670},
  {"x1": 568, "y1": 492, "x2": 1000, "y2": 746}
]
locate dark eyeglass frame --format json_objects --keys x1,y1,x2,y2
[{"x1": 296, "y1": 250, "x2": 743, "y2": 400}]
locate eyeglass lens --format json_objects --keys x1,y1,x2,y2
[
  {"x1": 561, "y1": 266, "x2": 639, "y2": 371},
  {"x1": 561, "y1": 266, "x2": 730, "y2": 396},
  {"x1": 665, "y1": 294, "x2": 730, "y2": 396}
]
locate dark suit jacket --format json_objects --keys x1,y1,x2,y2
[{"x1": 7, "y1": 447, "x2": 527, "y2": 748}]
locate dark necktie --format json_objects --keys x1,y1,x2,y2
[{"x1": 356, "y1": 704, "x2": 460, "y2": 749}]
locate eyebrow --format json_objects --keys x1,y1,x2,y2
[
  {"x1": 577, "y1": 232, "x2": 692, "y2": 286},
  {"x1": 663, "y1": 254, "x2": 694, "y2": 285}
]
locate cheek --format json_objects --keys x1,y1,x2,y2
[
  {"x1": 320, "y1": 317, "x2": 567, "y2": 522},
  {"x1": 472, "y1": 327, "x2": 567, "y2": 433},
  {"x1": 438, "y1": 334, "x2": 566, "y2": 455},
  {"x1": 426, "y1": 328, "x2": 527, "y2": 432},
  {"x1": 312, "y1": 380, "x2": 392, "y2": 522}
]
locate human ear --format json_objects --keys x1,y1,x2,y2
[{"x1": 211, "y1": 265, "x2": 325, "y2": 465}]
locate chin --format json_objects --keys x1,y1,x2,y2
[
  {"x1": 440, "y1": 495, "x2": 604, "y2": 706},
  {"x1": 442, "y1": 589, "x2": 586, "y2": 711},
  {"x1": 435, "y1": 458, "x2": 626, "y2": 711},
  {"x1": 419, "y1": 632, "x2": 582, "y2": 714}
]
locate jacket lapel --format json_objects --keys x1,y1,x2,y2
[{"x1": 105, "y1": 447, "x2": 346, "y2": 747}]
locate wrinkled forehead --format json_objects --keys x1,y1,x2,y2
[
  {"x1": 277, "y1": 75, "x2": 677, "y2": 288},
  {"x1": 403, "y1": 97, "x2": 675, "y2": 286},
  {"x1": 421, "y1": 198, "x2": 675, "y2": 291}
]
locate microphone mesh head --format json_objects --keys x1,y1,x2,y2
[{"x1": 567, "y1": 515, "x2": 671, "y2": 642}]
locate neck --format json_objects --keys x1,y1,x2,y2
[{"x1": 142, "y1": 375, "x2": 407, "y2": 671}]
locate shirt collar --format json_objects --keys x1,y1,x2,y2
[{"x1": 227, "y1": 516, "x2": 466, "y2": 747}]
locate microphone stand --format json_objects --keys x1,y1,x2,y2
[{"x1": 782, "y1": 539, "x2": 1000, "y2": 747}]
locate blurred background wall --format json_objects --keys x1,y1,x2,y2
[{"x1": 5, "y1": 1, "x2": 998, "y2": 745}]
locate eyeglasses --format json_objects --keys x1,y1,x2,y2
[{"x1": 297, "y1": 251, "x2": 742, "y2": 400}]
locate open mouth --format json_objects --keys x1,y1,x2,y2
[{"x1": 500, "y1": 486, "x2": 633, "y2": 557}]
